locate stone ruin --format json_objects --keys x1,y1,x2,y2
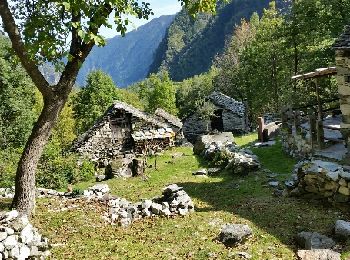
[
  {"x1": 72, "y1": 101, "x2": 184, "y2": 180},
  {"x1": 104, "y1": 184, "x2": 194, "y2": 227},
  {"x1": 193, "y1": 132, "x2": 260, "y2": 174},
  {"x1": 183, "y1": 91, "x2": 249, "y2": 143},
  {"x1": 0, "y1": 183, "x2": 194, "y2": 258},
  {"x1": 0, "y1": 211, "x2": 50, "y2": 259}
]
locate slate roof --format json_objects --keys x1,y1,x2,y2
[
  {"x1": 154, "y1": 108, "x2": 183, "y2": 129},
  {"x1": 112, "y1": 101, "x2": 168, "y2": 128},
  {"x1": 333, "y1": 25, "x2": 350, "y2": 50},
  {"x1": 208, "y1": 91, "x2": 245, "y2": 116},
  {"x1": 73, "y1": 101, "x2": 175, "y2": 148}
]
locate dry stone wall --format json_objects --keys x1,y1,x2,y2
[
  {"x1": 281, "y1": 130, "x2": 312, "y2": 158},
  {"x1": 288, "y1": 160, "x2": 350, "y2": 203},
  {"x1": 0, "y1": 211, "x2": 50, "y2": 259},
  {"x1": 222, "y1": 111, "x2": 245, "y2": 132}
]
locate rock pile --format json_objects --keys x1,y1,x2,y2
[
  {"x1": 106, "y1": 184, "x2": 194, "y2": 227},
  {"x1": 296, "y1": 232, "x2": 336, "y2": 250},
  {"x1": 0, "y1": 211, "x2": 50, "y2": 259},
  {"x1": 297, "y1": 249, "x2": 341, "y2": 260},
  {"x1": 0, "y1": 188, "x2": 14, "y2": 199},
  {"x1": 194, "y1": 134, "x2": 260, "y2": 175},
  {"x1": 287, "y1": 160, "x2": 350, "y2": 203},
  {"x1": 83, "y1": 184, "x2": 110, "y2": 199}
]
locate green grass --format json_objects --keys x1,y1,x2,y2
[
  {"x1": 1, "y1": 135, "x2": 350, "y2": 259},
  {"x1": 234, "y1": 132, "x2": 258, "y2": 147}
]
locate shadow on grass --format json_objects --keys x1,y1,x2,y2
[{"x1": 177, "y1": 144, "x2": 350, "y2": 254}]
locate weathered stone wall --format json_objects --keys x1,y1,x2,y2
[
  {"x1": 222, "y1": 111, "x2": 245, "y2": 132},
  {"x1": 281, "y1": 130, "x2": 312, "y2": 158},
  {"x1": 290, "y1": 160, "x2": 350, "y2": 203},
  {"x1": 335, "y1": 50, "x2": 350, "y2": 156},
  {"x1": 183, "y1": 114, "x2": 211, "y2": 142},
  {"x1": 74, "y1": 109, "x2": 176, "y2": 162},
  {"x1": 183, "y1": 110, "x2": 246, "y2": 143},
  {"x1": 75, "y1": 121, "x2": 123, "y2": 162}
]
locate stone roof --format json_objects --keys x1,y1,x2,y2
[
  {"x1": 333, "y1": 25, "x2": 350, "y2": 50},
  {"x1": 154, "y1": 108, "x2": 183, "y2": 129},
  {"x1": 208, "y1": 91, "x2": 245, "y2": 116},
  {"x1": 113, "y1": 101, "x2": 168, "y2": 128},
  {"x1": 73, "y1": 101, "x2": 174, "y2": 148}
]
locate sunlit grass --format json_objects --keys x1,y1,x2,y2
[{"x1": 1, "y1": 141, "x2": 349, "y2": 259}]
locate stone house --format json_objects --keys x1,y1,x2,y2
[
  {"x1": 183, "y1": 91, "x2": 249, "y2": 142},
  {"x1": 73, "y1": 101, "x2": 182, "y2": 163}
]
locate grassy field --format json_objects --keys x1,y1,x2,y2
[{"x1": 2, "y1": 134, "x2": 350, "y2": 259}]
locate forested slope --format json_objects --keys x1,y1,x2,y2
[{"x1": 149, "y1": 0, "x2": 271, "y2": 81}]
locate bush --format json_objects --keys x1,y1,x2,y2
[
  {"x1": 0, "y1": 148, "x2": 21, "y2": 187},
  {"x1": 37, "y1": 154, "x2": 95, "y2": 190}
]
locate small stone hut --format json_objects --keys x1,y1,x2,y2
[
  {"x1": 73, "y1": 101, "x2": 182, "y2": 163},
  {"x1": 183, "y1": 91, "x2": 249, "y2": 142}
]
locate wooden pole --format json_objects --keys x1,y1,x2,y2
[
  {"x1": 258, "y1": 117, "x2": 264, "y2": 142},
  {"x1": 315, "y1": 78, "x2": 325, "y2": 148},
  {"x1": 308, "y1": 108, "x2": 317, "y2": 151}
]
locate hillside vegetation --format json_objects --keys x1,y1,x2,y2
[{"x1": 149, "y1": 0, "x2": 271, "y2": 81}]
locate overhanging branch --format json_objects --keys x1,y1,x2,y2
[
  {"x1": 59, "y1": 3, "x2": 113, "y2": 89},
  {"x1": 0, "y1": 0, "x2": 52, "y2": 96}
]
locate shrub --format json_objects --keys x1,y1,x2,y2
[
  {"x1": 37, "y1": 154, "x2": 95, "y2": 190},
  {"x1": 0, "y1": 148, "x2": 21, "y2": 187}
]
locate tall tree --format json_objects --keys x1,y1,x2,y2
[
  {"x1": 146, "y1": 71, "x2": 178, "y2": 115},
  {"x1": 0, "y1": 0, "x2": 219, "y2": 215},
  {"x1": 73, "y1": 70, "x2": 121, "y2": 134}
]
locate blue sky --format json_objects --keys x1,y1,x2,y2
[{"x1": 100, "y1": 0, "x2": 182, "y2": 38}]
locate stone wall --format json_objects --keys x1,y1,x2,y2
[
  {"x1": 289, "y1": 160, "x2": 350, "y2": 203},
  {"x1": 335, "y1": 50, "x2": 350, "y2": 157},
  {"x1": 74, "y1": 107, "x2": 177, "y2": 162},
  {"x1": 222, "y1": 111, "x2": 245, "y2": 132},
  {"x1": 281, "y1": 130, "x2": 312, "y2": 158},
  {"x1": 183, "y1": 109, "x2": 246, "y2": 143},
  {"x1": 183, "y1": 114, "x2": 211, "y2": 142}
]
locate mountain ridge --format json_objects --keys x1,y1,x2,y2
[{"x1": 76, "y1": 15, "x2": 175, "y2": 87}]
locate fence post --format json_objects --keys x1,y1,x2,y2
[
  {"x1": 294, "y1": 110, "x2": 301, "y2": 135},
  {"x1": 258, "y1": 117, "x2": 264, "y2": 142},
  {"x1": 316, "y1": 119, "x2": 325, "y2": 149},
  {"x1": 308, "y1": 108, "x2": 317, "y2": 151}
]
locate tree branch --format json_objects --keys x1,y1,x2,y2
[
  {"x1": 59, "y1": 3, "x2": 113, "y2": 89},
  {"x1": 0, "y1": 0, "x2": 51, "y2": 96}
]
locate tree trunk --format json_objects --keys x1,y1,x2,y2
[{"x1": 11, "y1": 93, "x2": 68, "y2": 215}]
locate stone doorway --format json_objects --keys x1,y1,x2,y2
[{"x1": 211, "y1": 109, "x2": 224, "y2": 131}]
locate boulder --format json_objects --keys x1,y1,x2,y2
[
  {"x1": 193, "y1": 132, "x2": 234, "y2": 155},
  {"x1": 334, "y1": 220, "x2": 350, "y2": 240},
  {"x1": 296, "y1": 232, "x2": 335, "y2": 250},
  {"x1": 95, "y1": 175, "x2": 106, "y2": 182},
  {"x1": 218, "y1": 224, "x2": 252, "y2": 246},
  {"x1": 297, "y1": 249, "x2": 341, "y2": 260},
  {"x1": 105, "y1": 158, "x2": 133, "y2": 178},
  {"x1": 192, "y1": 169, "x2": 208, "y2": 176},
  {"x1": 131, "y1": 157, "x2": 146, "y2": 176}
]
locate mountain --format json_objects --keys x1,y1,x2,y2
[
  {"x1": 149, "y1": 0, "x2": 272, "y2": 81},
  {"x1": 76, "y1": 15, "x2": 175, "y2": 87}
]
